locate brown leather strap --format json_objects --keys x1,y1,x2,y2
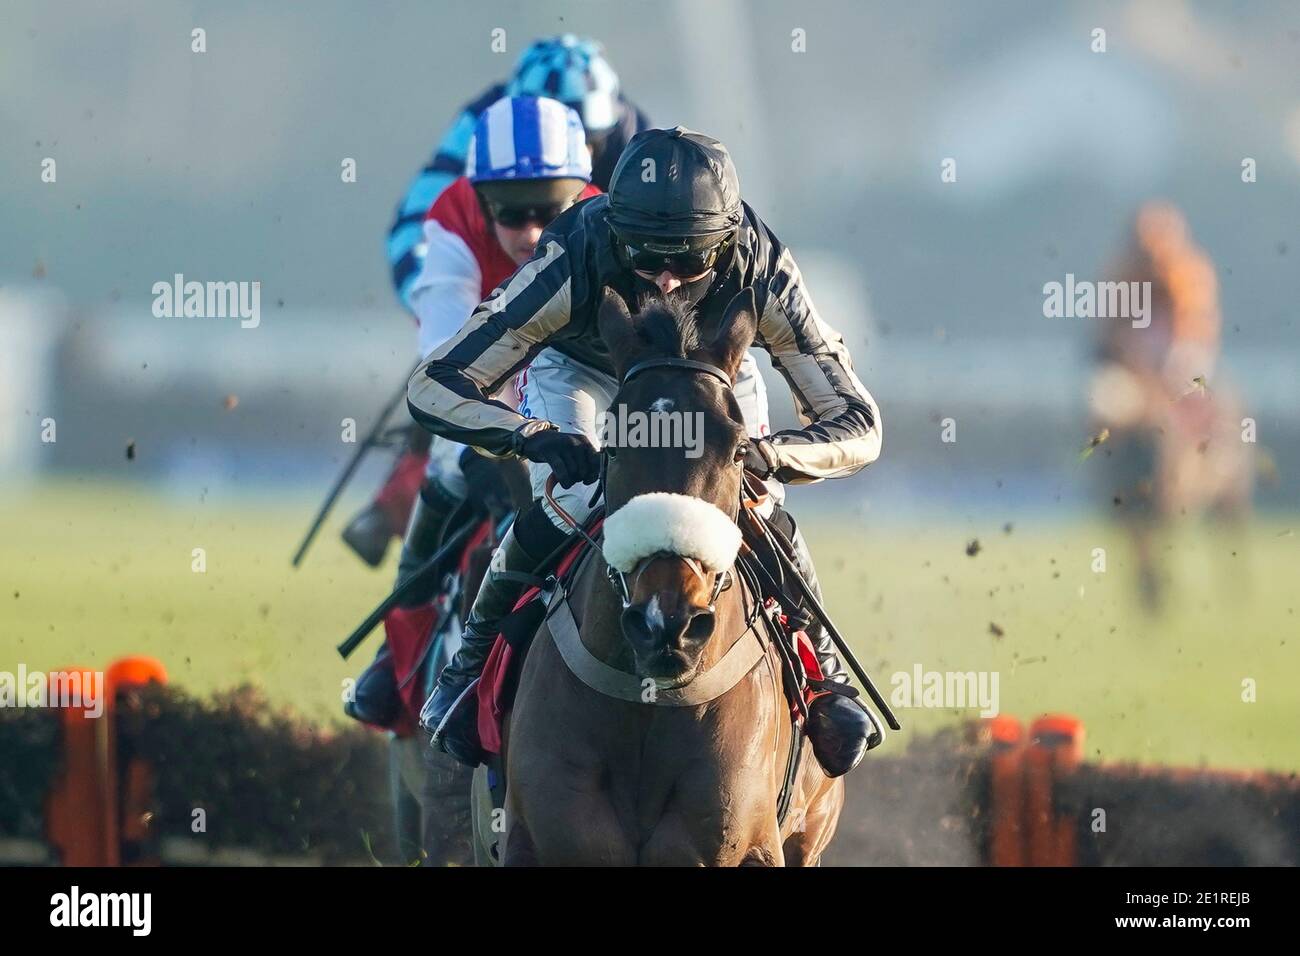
[{"x1": 544, "y1": 591, "x2": 766, "y2": 707}]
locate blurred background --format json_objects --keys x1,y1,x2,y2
[{"x1": 2, "y1": 0, "x2": 1297, "y2": 777}]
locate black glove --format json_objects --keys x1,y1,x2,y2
[
  {"x1": 519, "y1": 429, "x2": 600, "y2": 488},
  {"x1": 743, "y1": 438, "x2": 777, "y2": 480},
  {"x1": 458, "y1": 447, "x2": 513, "y2": 518}
]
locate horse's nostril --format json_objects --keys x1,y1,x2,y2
[
  {"x1": 623, "y1": 602, "x2": 714, "y2": 646},
  {"x1": 685, "y1": 609, "x2": 715, "y2": 642},
  {"x1": 621, "y1": 605, "x2": 659, "y2": 647}
]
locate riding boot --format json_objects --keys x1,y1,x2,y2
[
  {"x1": 422, "y1": 500, "x2": 570, "y2": 767},
  {"x1": 340, "y1": 501, "x2": 395, "y2": 568},
  {"x1": 342, "y1": 427, "x2": 432, "y2": 567},
  {"x1": 770, "y1": 508, "x2": 884, "y2": 778},
  {"x1": 395, "y1": 478, "x2": 466, "y2": 607},
  {"x1": 343, "y1": 641, "x2": 402, "y2": 727}
]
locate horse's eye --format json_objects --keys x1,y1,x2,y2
[{"x1": 734, "y1": 444, "x2": 749, "y2": 463}]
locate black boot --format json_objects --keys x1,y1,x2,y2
[
  {"x1": 342, "y1": 426, "x2": 433, "y2": 567},
  {"x1": 344, "y1": 480, "x2": 464, "y2": 728},
  {"x1": 344, "y1": 642, "x2": 402, "y2": 727},
  {"x1": 341, "y1": 502, "x2": 393, "y2": 568},
  {"x1": 395, "y1": 479, "x2": 465, "y2": 607},
  {"x1": 770, "y1": 508, "x2": 884, "y2": 778},
  {"x1": 422, "y1": 501, "x2": 569, "y2": 766}
]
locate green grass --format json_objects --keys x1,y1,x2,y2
[
  {"x1": 814, "y1": 515, "x2": 1299, "y2": 772},
  {"x1": 2, "y1": 481, "x2": 1296, "y2": 772}
]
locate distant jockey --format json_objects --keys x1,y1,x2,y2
[
  {"x1": 344, "y1": 95, "x2": 602, "y2": 864},
  {"x1": 344, "y1": 36, "x2": 650, "y2": 566},
  {"x1": 1090, "y1": 201, "x2": 1252, "y2": 610},
  {"x1": 344, "y1": 95, "x2": 598, "y2": 723},
  {"x1": 388, "y1": 35, "x2": 650, "y2": 310},
  {"x1": 394, "y1": 96, "x2": 601, "y2": 592}
]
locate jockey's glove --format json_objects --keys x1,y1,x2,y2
[
  {"x1": 517, "y1": 427, "x2": 601, "y2": 488},
  {"x1": 742, "y1": 438, "x2": 780, "y2": 481}
]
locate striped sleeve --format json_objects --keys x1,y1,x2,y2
[
  {"x1": 407, "y1": 239, "x2": 577, "y2": 457},
  {"x1": 387, "y1": 84, "x2": 504, "y2": 307},
  {"x1": 757, "y1": 246, "x2": 882, "y2": 484}
]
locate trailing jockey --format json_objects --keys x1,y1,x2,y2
[
  {"x1": 344, "y1": 95, "x2": 598, "y2": 729},
  {"x1": 343, "y1": 35, "x2": 651, "y2": 565},
  {"x1": 346, "y1": 95, "x2": 599, "y2": 864},
  {"x1": 409, "y1": 127, "x2": 885, "y2": 779}
]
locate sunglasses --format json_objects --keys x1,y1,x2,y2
[
  {"x1": 618, "y1": 237, "x2": 730, "y2": 279},
  {"x1": 487, "y1": 200, "x2": 572, "y2": 229}
]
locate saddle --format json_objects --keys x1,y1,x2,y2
[
  {"x1": 349, "y1": 518, "x2": 495, "y2": 737},
  {"x1": 475, "y1": 520, "x2": 602, "y2": 755}
]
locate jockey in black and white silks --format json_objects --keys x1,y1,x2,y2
[{"x1": 410, "y1": 127, "x2": 884, "y2": 777}]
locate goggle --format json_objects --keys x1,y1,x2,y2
[
  {"x1": 616, "y1": 235, "x2": 732, "y2": 279},
  {"x1": 618, "y1": 240, "x2": 733, "y2": 278},
  {"x1": 487, "y1": 200, "x2": 573, "y2": 229}
]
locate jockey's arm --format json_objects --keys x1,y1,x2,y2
[
  {"x1": 407, "y1": 238, "x2": 573, "y2": 457},
  {"x1": 754, "y1": 246, "x2": 882, "y2": 484},
  {"x1": 407, "y1": 220, "x2": 484, "y2": 360}
]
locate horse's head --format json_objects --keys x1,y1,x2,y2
[{"x1": 596, "y1": 287, "x2": 758, "y2": 682}]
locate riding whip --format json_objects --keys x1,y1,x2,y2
[
  {"x1": 335, "y1": 515, "x2": 477, "y2": 660},
  {"x1": 291, "y1": 362, "x2": 420, "y2": 567},
  {"x1": 739, "y1": 504, "x2": 902, "y2": 731}
]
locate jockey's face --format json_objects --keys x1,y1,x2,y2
[
  {"x1": 493, "y1": 221, "x2": 545, "y2": 266},
  {"x1": 481, "y1": 180, "x2": 585, "y2": 265}
]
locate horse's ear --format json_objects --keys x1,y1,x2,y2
[
  {"x1": 598, "y1": 286, "x2": 641, "y2": 377},
  {"x1": 709, "y1": 287, "x2": 758, "y2": 381}
]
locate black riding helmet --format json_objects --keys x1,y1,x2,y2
[{"x1": 607, "y1": 127, "x2": 743, "y2": 283}]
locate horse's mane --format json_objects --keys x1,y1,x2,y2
[{"x1": 634, "y1": 294, "x2": 700, "y2": 358}]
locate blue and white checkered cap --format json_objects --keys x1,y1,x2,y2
[{"x1": 507, "y1": 34, "x2": 621, "y2": 134}]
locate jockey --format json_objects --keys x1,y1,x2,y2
[
  {"x1": 387, "y1": 34, "x2": 650, "y2": 310},
  {"x1": 1090, "y1": 202, "x2": 1228, "y2": 611},
  {"x1": 409, "y1": 127, "x2": 884, "y2": 778},
  {"x1": 344, "y1": 35, "x2": 650, "y2": 565},
  {"x1": 343, "y1": 95, "x2": 599, "y2": 728}
]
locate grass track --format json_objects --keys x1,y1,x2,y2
[{"x1": 2, "y1": 482, "x2": 1296, "y2": 771}]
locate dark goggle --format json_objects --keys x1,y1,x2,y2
[
  {"x1": 487, "y1": 200, "x2": 572, "y2": 228},
  {"x1": 618, "y1": 237, "x2": 730, "y2": 279}
]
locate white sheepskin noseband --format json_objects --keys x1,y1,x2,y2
[{"x1": 602, "y1": 493, "x2": 742, "y2": 574}]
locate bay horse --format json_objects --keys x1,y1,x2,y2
[{"x1": 492, "y1": 288, "x2": 844, "y2": 865}]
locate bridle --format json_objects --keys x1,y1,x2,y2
[
  {"x1": 621, "y1": 356, "x2": 732, "y2": 390},
  {"x1": 544, "y1": 355, "x2": 741, "y2": 611}
]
